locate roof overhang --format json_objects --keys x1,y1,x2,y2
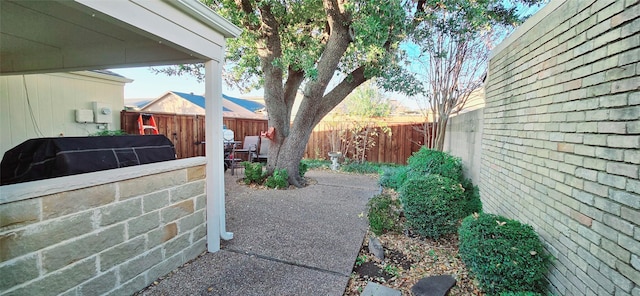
[{"x1": 0, "y1": 0, "x2": 241, "y2": 75}]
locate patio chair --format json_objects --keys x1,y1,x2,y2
[
  {"x1": 254, "y1": 136, "x2": 270, "y2": 162},
  {"x1": 233, "y1": 135, "x2": 259, "y2": 162}
]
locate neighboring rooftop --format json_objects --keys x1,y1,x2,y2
[
  {"x1": 93, "y1": 69, "x2": 128, "y2": 78},
  {"x1": 170, "y1": 91, "x2": 231, "y2": 112},
  {"x1": 126, "y1": 91, "x2": 264, "y2": 118},
  {"x1": 124, "y1": 98, "x2": 154, "y2": 110},
  {"x1": 223, "y1": 94, "x2": 265, "y2": 112}
]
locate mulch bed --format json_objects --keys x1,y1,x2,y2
[{"x1": 344, "y1": 231, "x2": 483, "y2": 295}]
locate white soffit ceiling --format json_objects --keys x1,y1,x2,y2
[{"x1": 0, "y1": 0, "x2": 240, "y2": 75}]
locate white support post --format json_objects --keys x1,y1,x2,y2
[{"x1": 205, "y1": 59, "x2": 233, "y2": 253}]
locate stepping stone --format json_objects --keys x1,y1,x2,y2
[
  {"x1": 361, "y1": 281, "x2": 401, "y2": 296},
  {"x1": 368, "y1": 237, "x2": 384, "y2": 260},
  {"x1": 411, "y1": 275, "x2": 456, "y2": 296}
]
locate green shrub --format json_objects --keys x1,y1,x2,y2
[
  {"x1": 264, "y1": 169, "x2": 289, "y2": 189},
  {"x1": 406, "y1": 147, "x2": 463, "y2": 181},
  {"x1": 461, "y1": 178, "x2": 482, "y2": 215},
  {"x1": 379, "y1": 166, "x2": 408, "y2": 190},
  {"x1": 299, "y1": 161, "x2": 309, "y2": 177},
  {"x1": 243, "y1": 162, "x2": 265, "y2": 185},
  {"x1": 399, "y1": 174, "x2": 466, "y2": 239},
  {"x1": 378, "y1": 167, "x2": 395, "y2": 187},
  {"x1": 367, "y1": 193, "x2": 401, "y2": 235},
  {"x1": 458, "y1": 213, "x2": 551, "y2": 295}
]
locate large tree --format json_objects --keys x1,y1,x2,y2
[{"x1": 211, "y1": 0, "x2": 412, "y2": 187}]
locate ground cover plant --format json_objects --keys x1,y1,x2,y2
[
  {"x1": 301, "y1": 158, "x2": 331, "y2": 169},
  {"x1": 341, "y1": 160, "x2": 399, "y2": 174},
  {"x1": 301, "y1": 158, "x2": 398, "y2": 175},
  {"x1": 264, "y1": 168, "x2": 289, "y2": 189},
  {"x1": 242, "y1": 162, "x2": 265, "y2": 185},
  {"x1": 241, "y1": 161, "x2": 309, "y2": 189},
  {"x1": 367, "y1": 193, "x2": 402, "y2": 235}
]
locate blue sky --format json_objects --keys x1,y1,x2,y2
[
  {"x1": 109, "y1": 67, "x2": 261, "y2": 99},
  {"x1": 111, "y1": 66, "x2": 421, "y2": 109}
]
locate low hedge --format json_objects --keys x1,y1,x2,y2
[
  {"x1": 406, "y1": 147, "x2": 463, "y2": 181},
  {"x1": 458, "y1": 213, "x2": 551, "y2": 295},
  {"x1": 399, "y1": 174, "x2": 466, "y2": 238}
]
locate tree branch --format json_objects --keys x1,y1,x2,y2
[
  {"x1": 416, "y1": 0, "x2": 426, "y2": 12},
  {"x1": 235, "y1": 0, "x2": 259, "y2": 31},
  {"x1": 324, "y1": 0, "x2": 346, "y2": 32},
  {"x1": 315, "y1": 66, "x2": 367, "y2": 121},
  {"x1": 304, "y1": 0, "x2": 352, "y2": 99},
  {"x1": 284, "y1": 67, "x2": 304, "y2": 114}
]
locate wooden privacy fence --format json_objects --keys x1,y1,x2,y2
[
  {"x1": 121, "y1": 111, "x2": 432, "y2": 164},
  {"x1": 121, "y1": 111, "x2": 205, "y2": 159},
  {"x1": 305, "y1": 121, "x2": 432, "y2": 164},
  {"x1": 121, "y1": 111, "x2": 269, "y2": 159}
]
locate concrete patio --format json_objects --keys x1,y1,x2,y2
[{"x1": 137, "y1": 169, "x2": 380, "y2": 295}]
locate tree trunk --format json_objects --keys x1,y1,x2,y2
[
  {"x1": 433, "y1": 116, "x2": 448, "y2": 151},
  {"x1": 266, "y1": 98, "x2": 320, "y2": 187},
  {"x1": 273, "y1": 125, "x2": 314, "y2": 187}
]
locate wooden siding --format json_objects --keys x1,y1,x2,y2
[{"x1": 121, "y1": 111, "x2": 432, "y2": 164}]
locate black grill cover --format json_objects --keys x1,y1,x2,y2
[{"x1": 1, "y1": 135, "x2": 176, "y2": 185}]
